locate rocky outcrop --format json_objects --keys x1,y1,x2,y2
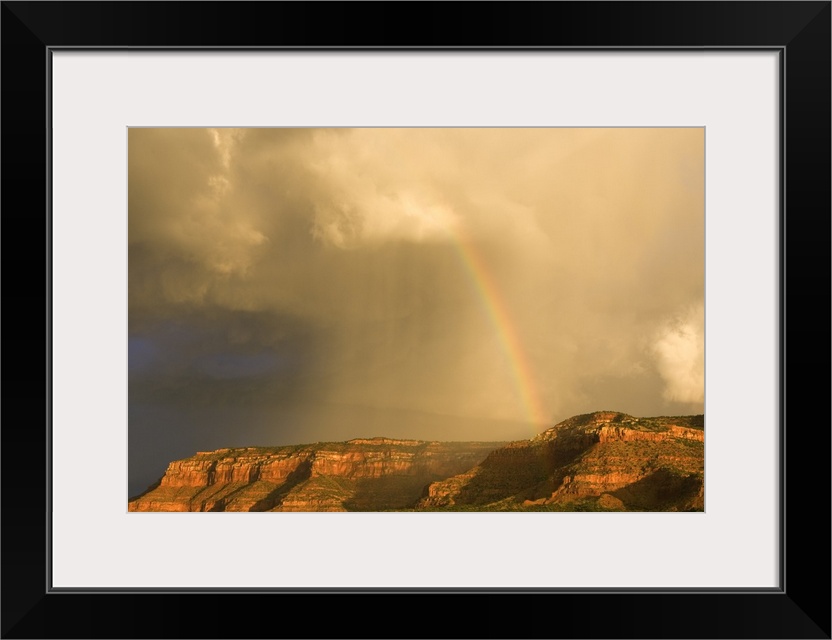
[
  {"x1": 129, "y1": 439, "x2": 503, "y2": 512},
  {"x1": 418, "y1": 411, "x2": 704, "y2": 511},
  {"x1": 129, "y1": 411, "x2": 704, "y2": 512}
]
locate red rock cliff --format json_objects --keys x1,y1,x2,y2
[
  {"x1": 130, "y1": 411, "x2": 704, "y2": 513},
  {"x1": 419, "y1": 411, "x2": 704, "y2": 511},
  {"x1": 129, "y1": 439, "x2": 502, "y2": 512}
]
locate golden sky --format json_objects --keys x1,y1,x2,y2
[{"x1": 128, "y1": 128, "x2": 704, "y2": 494}]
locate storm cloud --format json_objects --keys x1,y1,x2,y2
[{"x1": 128, "y1": 128, "x2": 704, "y2": 496}]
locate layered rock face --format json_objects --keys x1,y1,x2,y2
[
  {"x1": 130, "y1": 411, "x2": 704, "y2": 512},
  {"x1": 128, "y1": 438, "x2": 503, "y2": 512},
  {"x1": 418, "y1": 411, "x2": 704, "y2": 511}
]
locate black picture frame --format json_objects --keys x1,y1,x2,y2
[{"x1": 2, "y1": 2, "x2": 829, "y2": 638}]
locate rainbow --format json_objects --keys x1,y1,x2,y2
[{"x1": 450, "y1": 224, "x2": 549, "y2": 432}]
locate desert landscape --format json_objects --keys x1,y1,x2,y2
[{"x1": 129, "y1": 128, "x2": 704, "y2": 512}]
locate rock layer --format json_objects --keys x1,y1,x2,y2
[
  {"x1": 129, "y1": 439, "x2": 503, "y2": 512},
  {"x1": 129, "y1": 411, "x2": 704, "y2": 512},
  {"x1": 418, "y1": 411, "x2": 704, "y2": 511}
]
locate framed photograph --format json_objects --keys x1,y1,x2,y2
[
  {"x1": 3, "y1": 2, "x2": 829, "y2": 638},
  {"x1": 125, "y1": 125, "x2": 707, "y2": 519}
]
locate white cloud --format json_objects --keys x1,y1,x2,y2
[{"x1": 652, "y1": 301, "x2": 705, "y2": 404}]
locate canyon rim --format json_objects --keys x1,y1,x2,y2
[{"x1": 129, "y1": 411, "x2": 704, "y2": 512}]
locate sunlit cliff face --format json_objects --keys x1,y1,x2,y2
[{"x1": 128, "y1": 127, "x2": 704, "y2": 495}]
